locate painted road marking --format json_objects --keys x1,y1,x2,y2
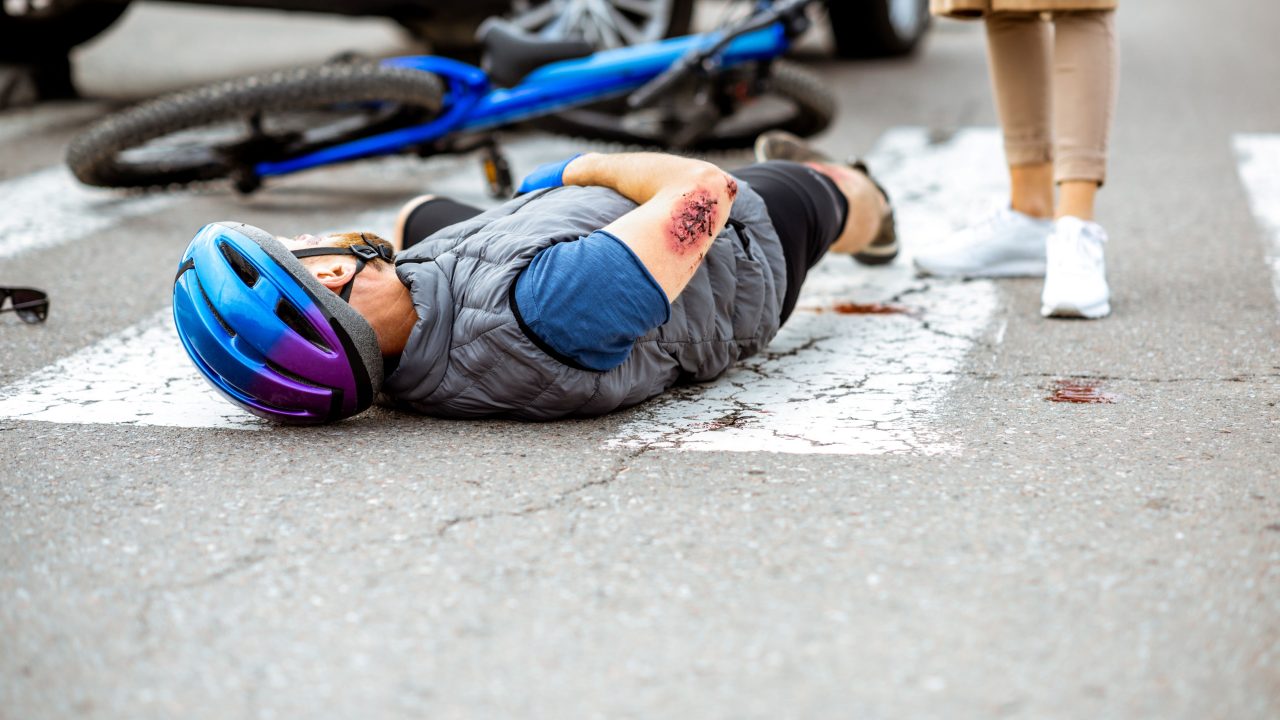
[
  {"x1": 1234, "y1": 134, "x2": 1280, "y2": 305},
  {"x1": 608, "y1": 127, "x2": 1005, "y2": 455},
  {"x1": 0, "y1": 166, "x2": 176, "y2": 260},
  {"x1": 0, "y1": 102, "x2": 106, "y2": 148},
  {"x1": 0, "y1": 310, "x2": 265, "y2": 430}
]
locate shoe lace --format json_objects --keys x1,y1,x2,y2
[{"x1": 1050, "y1": 226, "x2": 1102, "y2": 273}]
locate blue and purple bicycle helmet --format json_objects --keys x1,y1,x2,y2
[{"x1": 173, "y1": 222, "x2": 386, "y2": 424}]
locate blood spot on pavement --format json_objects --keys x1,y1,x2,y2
[
  {"x1": 830, "y1": 302, "x2": 907, "y2": 315},
  {"x1": 1047, "y1": 379, "x2": 1116, "y2": 404}
]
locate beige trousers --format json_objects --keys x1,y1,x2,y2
[{"x1": 985, "y1": 10, "x2": 1118, "y2": 184}]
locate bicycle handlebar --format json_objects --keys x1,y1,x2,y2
[{"x1": 627, "y1": 0, "x2": 817, "y2": 110}]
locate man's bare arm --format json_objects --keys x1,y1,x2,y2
[{"x1": 562, "y1": 153, "x2": 738, "y2": 302}]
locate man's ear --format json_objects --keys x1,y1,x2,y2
[{"x1": 306, "y1": 258, "x2": 353, "y2": 292}]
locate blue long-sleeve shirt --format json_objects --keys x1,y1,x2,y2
[{"x1": 513, "y1": 230, "x2": 671, "y2": 371}]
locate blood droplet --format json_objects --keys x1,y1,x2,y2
[
  {"x1": 1047, "y1": 379, "x2": 1116, "y2": 404},
  {"x1": 830, "y1": 302, "x2": 907, "y2": 315}
]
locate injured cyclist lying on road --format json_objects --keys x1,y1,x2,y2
[{"x1": 173, "y1": 134, "x2": 897, "y2": 424}]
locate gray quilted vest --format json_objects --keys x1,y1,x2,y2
[{"x1": 381, "y1": 181, "x2": 786, "y2": 420}]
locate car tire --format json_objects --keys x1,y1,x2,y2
[
  {"x1": 826, "y1": 0, "x2": 931, "y2": 59},
  {"x1": 0, "y1": 1, "x2": 131, "y2": 62}
]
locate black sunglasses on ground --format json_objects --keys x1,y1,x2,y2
[{"x1": 0, "y1": 287, "x2": 50, "y2": 324}]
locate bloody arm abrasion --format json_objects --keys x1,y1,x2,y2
[{"x1": 561, "y1": 153, "x2": 737, "y2": 302}]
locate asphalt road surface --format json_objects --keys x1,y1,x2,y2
[{"x1": 2, "y1": 1, "x2": 1278, "y2": 718}]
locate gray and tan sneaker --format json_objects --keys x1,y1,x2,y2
[{"x1": 753, "y1": 130, "x2": 898, "y2": 265}]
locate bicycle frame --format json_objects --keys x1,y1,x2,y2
[{"x1": 253, "y1": 22, "x2": 791, "y2": 178}]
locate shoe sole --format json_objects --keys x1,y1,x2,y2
[
  {"x1": 854, "y1": 244, "x2": 898, "y2": 265},
  {"x1": 753, "y1": 131, "x2": 829, "y2": 165},
  {"x1": 756, "y1": 132, "x2": 901, "y2": 269},
  {"x1": 752, "y1": 135, "x2": 770, "y2": 164},
  {"x1": 1041, "y1": 299, "x2": 1111, "y2": 319},
  {"x1": 913, "y1": 258, "x2": 1046, "y2": 279}
]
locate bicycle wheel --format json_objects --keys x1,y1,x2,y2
[
  {"x1": 531, "y1": 60, "x2": 835, "y2": 150},
  {"x1": 67, "y1": 62, "x2": 445, "y2": 192}
]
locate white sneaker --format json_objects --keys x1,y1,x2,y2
[
  {"x1": 1041, "y1": 216, "x2": 1111, "y2": 319},
  {"x1": 913, "y1": 207, "x2": 1053, "y2": 278}
]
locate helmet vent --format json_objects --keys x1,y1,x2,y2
[
  {"x1": 276, "y1": 298, "x2": 332, "y2": 353},
  {"x1": 195, "y1": 276, "x2": 236, "y2": 338},
  {"x1": 265, "y1": 358, "x2": 325, "y2": 390},
  {"x1": 219, "y1": 241, "x2": 260, "y2": 287}
]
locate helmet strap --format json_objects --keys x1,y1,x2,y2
[{"x1": 291, "y1": 235, "x2": 394, "y2": 303}]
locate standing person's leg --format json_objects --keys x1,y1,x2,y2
[
  {"x1": 986, "y1": 12, "x2": 1055, "y2": 219},
  {"x1": 1041, "y1": 9, "x2": 1118, "y2": 319},
  {"x1": 1051, "y1": 10, "x2": 1119, "y2": 220},
  {"x1": 912, "y1": 12, "x2": 1057, "y2": 279}
]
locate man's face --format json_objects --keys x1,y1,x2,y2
[
  {"x1": 273, "y1": 231, "x2": 409, "y2": 355},
  {"x1": 278, "y1": 233, "x2": 333, "y2": 252},
  {"x1": 279, "y1": 232, "x2": 395, "y2": 256},
  {"x1": 276, "y1": 231, "x2": 398, "y2": 303}
]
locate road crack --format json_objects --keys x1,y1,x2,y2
[{"x1": 434, "y1": 445, "x2": 652, "y2": 538}]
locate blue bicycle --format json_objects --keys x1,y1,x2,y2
[{"x1": 67, "y1": 0, "x2": 834, "y2": 196}]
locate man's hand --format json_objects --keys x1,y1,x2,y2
[{"x1": 562, "y1": 153, "x2": 738, "y2": 302}]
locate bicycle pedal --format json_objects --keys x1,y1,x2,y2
[
  {"x1": 232, "y1": 168, "x2": 262, "y2": 195},
  {"x1": 480, "y1": 147, "x2": 513, "y2": 199}
]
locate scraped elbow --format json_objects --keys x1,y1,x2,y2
[{"x1": 665, "y1": 167, "x2": 736, "y2": 254}]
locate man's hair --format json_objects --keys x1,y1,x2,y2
[{"x1": 330, "y1": 232, "x2": 395, "y2": 268}]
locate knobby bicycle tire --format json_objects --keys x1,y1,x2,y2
[
  {"x1": 531, "y1": 60, "x2": 836, "y2": 150},
  {"x1": 67, "y1": 63, "x2": 445, "y2": 191},
  {"x1": 758, "y1": 59, "x2": 836, "y2": 142}
]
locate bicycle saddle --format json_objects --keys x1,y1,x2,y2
[{"x1": 477, "y1": 18, "x2": 595, "y2": 88}]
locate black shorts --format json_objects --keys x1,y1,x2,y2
[
  {"x1": 730, "y1": 161, "x2": 848, "y2": 323},
  {"x1": 400, "y1": 197, "x2": 488, "y2": 249},
  {"x1": 399, "y1": 160, "x2": 848, "y2": 324}
]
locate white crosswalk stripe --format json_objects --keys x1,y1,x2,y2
[
  {"x1": 608, "y1": 127, "x2": 1004, "y2": 455},
  {"x1": 0, "y1": 102, "x2": 105, "y2": 147},
  {"x1": 0, "y1": 165, "x2": 177, "y2": 260},
  {"x1": 1234, "y1": 134, "x2": 1280, "y2": 306},
  {"x1": 0, "y1": 310, "x2": 264, "y2": 429}
]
